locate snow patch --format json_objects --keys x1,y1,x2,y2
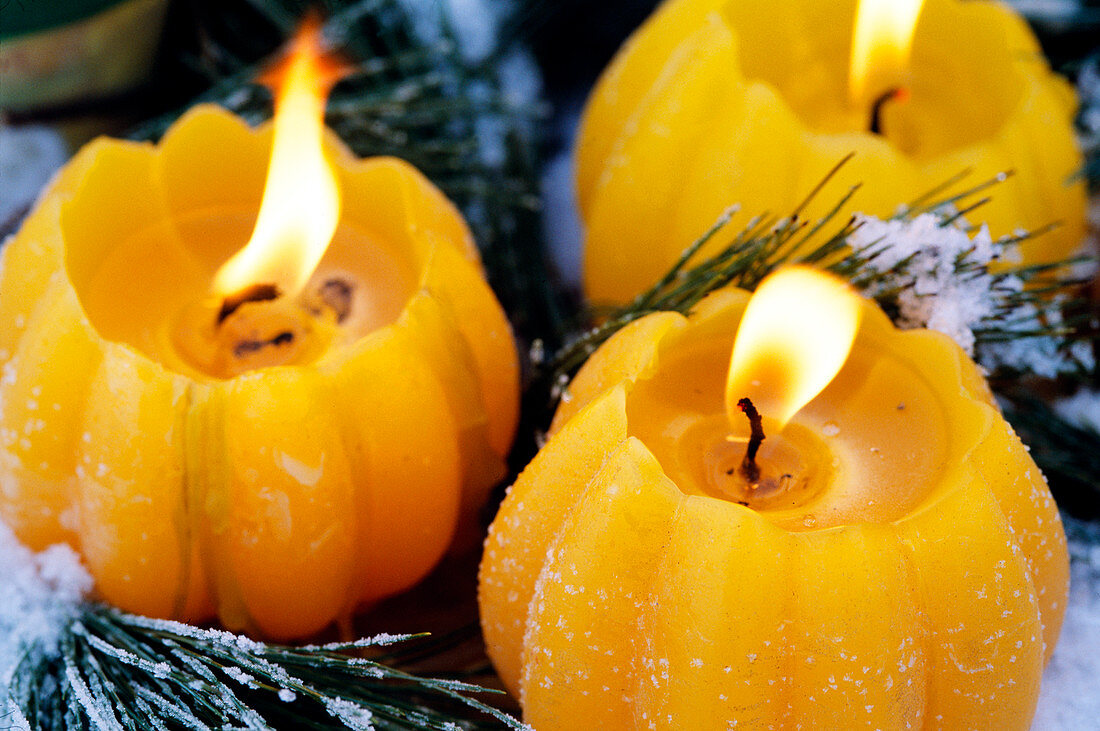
[
  {"x1": 1034, "y1": 517, "x2": 1100, "y2": 729},
  {"x1": 0, "y1": 124, "x2": 68, "y2": 231},
  {"x1": 0, "y1": 519, "x2": 92, "y2": 691},
  {"x1": 1052, "y1": 389, "x2": 1100, "y2": 434},
  {"x1": 850, "y1": 213, "x2": 1094, "y2": 377}
]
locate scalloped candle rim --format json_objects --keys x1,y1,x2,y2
[
  {"x1": 723, "y1": 0, "x2": 1029, "y2": 154},
  {"x1": 54, "y1": 110, "x2": 430, "y2": 380},
  {"x1": 622, "y1": 288, "x2": 994, "y2": 532}
]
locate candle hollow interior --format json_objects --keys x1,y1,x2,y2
[
  {"x1": 68, "y1": 206, "x2": 418, "y2": 380},
  {"x1": 726, "y1": 0, "x2": 1021, "y2": 155},
  {"x1": 626, "y1": 313, "x2": 951, "y2": 532}
]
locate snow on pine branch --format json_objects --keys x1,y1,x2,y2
[
  {"x1": 397, "y1": 0, "x2": 542, "y2": 168},
  {"x1": 849, "y1": 212, "x2": 1096, "y2": 378},
  {"x1": 0, "y1": 520, "x2": 92, "y2": 695},
  {"x1": 0, "y1": 518, "x2": 525, "y2": 729}
]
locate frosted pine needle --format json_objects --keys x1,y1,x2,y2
[
  {"x1": 6, "y1": 600, "x2": 525, "y2": 730},
  {"x1": 547, "y1": 168, "x2": 1094, "y2": 395},
  {"x1": 0, "y1": 521, "x2": 92, "y2": 692},
  {"x1": 535, "y1": 167, "x2": 1098, "y2": 503},
  {"x1": 849, "y1": 212, "x2": 1096, "y2": 377},
  {"x1": 1, "y1": 521, "x2": 524, "y2": 730}
]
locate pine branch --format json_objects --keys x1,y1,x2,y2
[
  {"x1": 527, "y1": 164, "x2": 1098, "y2": 503},
  {"x1": 7, "y1": 605, "x2": 524, "y2": 731},
  {"x1": 997, "y1": 386, "x2": 1100, "y2": 519},
  {"x1": 545, "y1": 169, "x2": 1089, "y2": 389}
]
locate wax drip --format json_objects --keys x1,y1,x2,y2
[
  {"x1": 869, "y1": 87, "x2": 908, "y2": 135},
  {"x1": 737, "y1": 397, "x2": 766, "y2": 485}
]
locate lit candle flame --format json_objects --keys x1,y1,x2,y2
[
  {"x1": 848, "y1": 0, "x2": 926, "y2": 108},
  {"x1": 725, "y1": 267, "x2": 862, "y2": 430},
  {"x1": 212, "y1": 15, "x2": 349, "y2": 300}
]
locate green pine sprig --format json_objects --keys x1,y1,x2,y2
[
  {"x1": 6, "y1": 604, "x2": 524, "y2": 730},
  {"x1": 532, "y1": 161, "x2": 1098, "y2": 505},
  {"x1": 547, "y1": 163, "x2": 1090, "y2": 390}
]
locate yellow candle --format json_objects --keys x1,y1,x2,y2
[
  {"x1": 0, "y1": 23, "x2": 518, "y2": 640},
  {"x1": 479, "y1": 268, "x2": 1068, "y2": 729},
  {"x1": 577, "y1": 0, "x2": 1087, "y2": 303}
]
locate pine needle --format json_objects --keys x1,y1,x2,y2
[
  {"x1": 7, "y1": 605, "x2": 525, "y2": 730},
  {"x1": 530, "y1": 166, "x2": 1098, "y2": 500}
]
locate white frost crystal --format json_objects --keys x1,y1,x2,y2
[
  {"x1": 326, "y1": 697, "x2": 376, "y2": 730},
  {"x1": 850, "y1": 212, "x2": 1095, "y2": 376},
  {"x1": 0, "y1": 520, "x2": 92, "y2": 695},
  {"x1": 851, "y1": 214, "x2": 1006, "y2": 355}
]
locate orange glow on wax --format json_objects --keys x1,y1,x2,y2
[
  {"x1": 212, "y1": 14, "x2": 350, "y2": 300},
  {"x1": 725, "y1": 267, "x2": 862, "y2": 429},
  {"x1": 849, "y1": 0, "x2": 926, "y2": 107}
]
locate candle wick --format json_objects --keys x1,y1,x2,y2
[
  {"x1": 737, "y1": 397, "x2": 766, "y2": 486},
  {"x1": 233, "y1": 331, "x2": 296, "y2": 359},
  {"x1": 306, "y1": 277, "x2": 355, "y2": 323},
  {"x1": 869, "y1": 87, "x2": 906, "y2": 136},
  {"x1": 218, "y1": 283, "x2": 282, "y2": 324}
]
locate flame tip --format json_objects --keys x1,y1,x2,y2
[
  {"x1": 726, "y1": 267, "x2": 862, "y2": 429},
  {"x1": 849, "y1": 0, "x2": 927, "y2": 106},
  {"x1": 256, "y1": 11, "x2": 353, "y2": 94},
  {"x1": 212, "y1": 14, "x2": 347, "y2": 299}
]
